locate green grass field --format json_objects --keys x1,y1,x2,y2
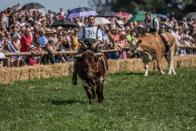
[{"x1": 0, "y1": 67, "x2": 196, "y2": 131}]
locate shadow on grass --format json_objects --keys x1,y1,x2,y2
[
  {"x1": 111, "y1": 71, "x2": 164, "y2": 77},
  {"x1": 126, "y1": 72, "x2": 145, "y2": 76},
  {"x1": 49, "y1": 99, "x2": 85, "y2": 105},
  {"x1": 113, "y1": 72, "x2": 144, "y2": 76}
]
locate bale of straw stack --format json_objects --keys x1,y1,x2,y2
[
  {"x1": 29, "y1": 66, "x2": 41, "y2": 79},
  {"x1": 39, "y1": 65, "x2": 53, "y2": 78},
  {"x1": 108, "y1": 60, "x2": 120, "y2": 73},
  {"x1": 1, "y1": 56, "x2": 196, "y2": 84}
]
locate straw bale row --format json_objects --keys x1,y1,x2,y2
[{"x1": 0, "y1": 56, "x2": 196, "y2": 84}]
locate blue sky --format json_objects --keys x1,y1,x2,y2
[{"x1": 0, "y1": 0, "x2": 90, "y2": 12}]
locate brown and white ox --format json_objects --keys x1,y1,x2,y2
[
  {"x1": 74, "y1": 50, "x2": 108, "y2": 104},
  {"x1": 130, "y1": 32, "x2": 177, "y2": 76}
]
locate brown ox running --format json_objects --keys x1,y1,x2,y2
[
  {"x1": 74, "y1": 50, "x2": 108, "y2": 104},
  {"x1": 130, "y1": 32, "x2": 177, "y2": 76}
]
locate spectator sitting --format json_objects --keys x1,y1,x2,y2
[{"x1": 20, "y1": 27, "x2": 31, "y2": 52}]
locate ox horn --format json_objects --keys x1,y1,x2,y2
[
  {"x1": 74, "y1": 54, "x2": 82, "y2": 58},
  {"x1": 94, "y1": 52, "x2": 103, "y2": 56}
]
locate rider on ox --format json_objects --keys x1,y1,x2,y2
[
  {"x1": 145, "y1": 12, "x2": 170, "y2": 54},
  {"x1": 72, "y1": 15, "x2": 107, "y2": 85}
]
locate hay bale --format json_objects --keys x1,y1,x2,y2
[
  {"x1": 39, "y1": 65, "x2": 53, "y2": 78},
  {"x1": 28, "y1": 66, "x2": 41, "y2": 79},
  {"x1": 68, "y1": 62, "x2": 74, "y2": 75},
  {"x1": 119, "y1": 59, "x2": 126, "y2": 72},
  {"x1": 131, "y1": 58, "x2": 144, "y2": 72},
  {"x1": 9, "y1": 68, "x2": 22, "y2": 82},
  {"x1": 0, "y1": 68, "x2": 10, "y2": 83},
  {"x1": 108, "y1": 60, "x2": 119, "y2": 73},
  {"x1": 123, "y1": 59, "x2": 134, "y2": 72},
  {"x1": 1, "y1": 56, "x2": 196, "y2": 84}
]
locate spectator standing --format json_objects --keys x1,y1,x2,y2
[
  {"x1": 118, "y1": 31, "x2": 129, "y2": 59},
  {"x1": 70, "y1": 28, "x2": 80, "y2": 51},
  {"x1": 20, "y1": 27, "x2": 31, "y2": 52}
]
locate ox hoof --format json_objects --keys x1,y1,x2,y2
[
  {"x1": 160, "y1": 72, "x2": 165, "y2": 75},
  {"x1": 144, "y1": 74, "x2": 148, "y2": 76},
  {"x1": 98, "y1": 100, "x2": 102, "y2": 103},
  {"x1": 98, "y1": 98, "x2": 103, "y2": 103},
  {"x1": 168, "y1": 72, "x2": 172, "y2": 75}
]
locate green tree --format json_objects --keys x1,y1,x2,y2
[{"x1": 88, "y1": 0, "x2": 196, "y2": 19}]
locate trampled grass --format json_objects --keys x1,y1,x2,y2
[{"x1": 0, "y1": 67, "x2": 196, "y2": 131}]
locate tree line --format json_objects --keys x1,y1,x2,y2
[{"x1": 89, "y1": 0, "x2": 196, "y2": 19}]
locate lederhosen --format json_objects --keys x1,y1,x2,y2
[{"x1": 78, "y1": 26, "x2": 100, "y2": 53}]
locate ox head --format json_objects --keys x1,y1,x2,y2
[
  {"x1": 74, "y1": 51, "x2": 103, "y2": 80},
  {"x1": 129, "y1": 36, "x2": 143, "y2": 56}
]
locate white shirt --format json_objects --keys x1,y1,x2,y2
[
  {"x1": 145, "y1": 18, "x2": 159, "y2": 30},
  {"x1": 171, "y1": 30, "x2": 180, "y2": 45},
  {"x1": 184, "y1": 40, "x2": 191, "y2": 47},
  {"x1": 78, "y1": 25, "x2": 102, "y2": 41}
]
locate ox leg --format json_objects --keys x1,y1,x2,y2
[
  {"x1": 141, "y1": 53, "x2": 151, "y2": 76},
  {"x1": 142, "y1": 59, "x2": 149, "y2": 76},
  {"x1": 96, "y1": 87, "x2": 100, "y2": 102},
  {"x1": 156, "y1": 56, "x2": 165, "y2": 75},
  {"x1": 96, "y1": 84, "x2": 104, "y2": 103},
  {"x1": 91, "y1": 88, "x2": 96, "y2": 99},
  {"x1": 100, "y1": 85, "x2": 104, "y2": 102},
  {"x1": 165, "y1": 52, "x2": 172, "y2": 75},
  {"x1": 165, "y1": 50, "x2": 176, "y2": 75},
  {"x1": 84, "y1": 86, "x2": 93, "y2": 104},
  {"x1": 171, "y1": 49, "x2": 176, "y2": 75},
  {"x1": 144, "y1": 64, "x2": 149, "y2": 76}
]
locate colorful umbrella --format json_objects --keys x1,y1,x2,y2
[
  {"x1": 116, "y1": 12, "x2": 132, "y2": 20},
  {"x1": 21, "y1": 2, "x2": 45, "y2": 10},
  {"x1": 184, "y1": 12, "x2": 196, "y2": 19},
  {"x1": 157, "y1": 14, "x2": 168, "y2": 19},
  {"x1": 128, "y1": 12, "x2": 158, "y2": 22},
  {"x1": 66, "y1": 7, "x2": 97, "y2": 19},
  {"x1": 95, "y1": 17, "x2": 111, "y2": 25}
]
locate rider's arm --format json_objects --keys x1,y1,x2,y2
[{"x1": 92, "y1": 40, "x2": 101, "y2": 49}]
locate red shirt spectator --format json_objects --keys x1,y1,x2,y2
[{"x1": 20, "y1": 28, "x2": 31, "y2": 52}]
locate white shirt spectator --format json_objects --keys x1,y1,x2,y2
[
  {"x1": 171, "y1": 30, "x2": 180, "y2": 45},
  {"x1": 184, "y1": 40, "x2": 191, "y2": 47}
]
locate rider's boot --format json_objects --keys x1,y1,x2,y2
[{"x1": 165, "y1": 41, "x2": 170, "y2": 55}]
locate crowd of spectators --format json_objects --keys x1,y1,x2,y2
[{"x1": 0, "y1": 3, "x2": 196, "y2": 68}]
